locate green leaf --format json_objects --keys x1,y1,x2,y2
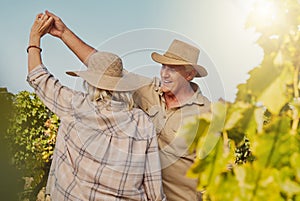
[
  {"x1": 187, "y1": 138, "x2": 233, "y2": 191},
  {"x1": 224, "y1": 101, "x2": 248, "y2": 131},
  {"x1": 247, "y1": 64, "x2": 293, "y2": 114},
  {"x1": 280, "y1": 179, "x2": 300, "y2": 196}
]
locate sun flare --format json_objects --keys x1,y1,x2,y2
[{"x1": 251, "y1": 0, "x2": 277, "y2": 25}]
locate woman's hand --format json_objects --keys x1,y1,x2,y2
[
  {"x1": 28, "y1": 13, "x2": 53, "y2": 73},
  {"x1": 30, "y1": 13, "x2": 53, "y2": 39},
  {"x1": 29, "y1": 13, "x2": 53, "y2": 46}
]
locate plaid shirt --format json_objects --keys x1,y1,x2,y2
[{"x1": 27, "y1": 65, "x2": 166, "y2": 201}]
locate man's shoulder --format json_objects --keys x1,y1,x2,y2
[
  {"x1": 133, "y1": 77, "x2": 161, "y2": 106},
  {"x1": 136, "y1": 77, "x2": 160, "y2": 92},
  {"x1": 199, "y1": 94, "x2": 211, "y2": 104},
  {"x1": 193, "y1": 91, "x2": 211, "y2": 113}
]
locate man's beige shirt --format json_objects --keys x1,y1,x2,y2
[{"x1": 134, "y1": 77, "x2": 211, "y2": 201}]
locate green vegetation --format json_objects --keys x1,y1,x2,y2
[
  {"x1": 0, "y1": 88, "x2": 22, "y2": 201},
  {"x1": 184, "y1": 0, "x2": 300, "y2": 200},
  {"x1": 3, "y1": 91, "x2": 58, "y2": 200}
]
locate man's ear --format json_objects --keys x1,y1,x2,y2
[{"x1": 186, "y1": 69, "x2": 197, "y2": 81}]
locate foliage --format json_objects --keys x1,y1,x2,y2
[
  {"x1": 5, "y1": 91, "x2": 59, "y2": 200},
  {"x1": 184, "y1": 0, "x2": 300, "y2": 200},
  {"x1": 0, "y1": 88, "x2": 15, "y2": 135},
  {"x1": 0, "y1": 88, "x2": 23, "y2": 200}
]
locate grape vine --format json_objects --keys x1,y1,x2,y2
[{"x1": 182, "y1": 0, "x2": 300, "y2": 200}]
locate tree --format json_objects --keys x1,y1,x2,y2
[
  {"x1": 184, "y1": 0, "x2": 300, "y2": 200},
  {"x1": 0, "y1": 88, "x2": 23, "y2": 201},
  {"x1": 5, "y1": 91, "x2": 59, "y2": 200},
  {"x1": 0, "y1": 88, "x2": 14, "y2": 135}
]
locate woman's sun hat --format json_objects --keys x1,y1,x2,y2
[
  {"x1": 151, "y1": 39, "x2": 208, "y2": 77},
  {"x1": 66, "y1": 51, "x2": 151, "y2": 91}
]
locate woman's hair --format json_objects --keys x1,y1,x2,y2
[{"x1": 83, "y1": 81, "x2": 134, "y2": 110}]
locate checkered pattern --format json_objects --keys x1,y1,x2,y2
[{"x1": 27, "y1": 65, "x2": 166, "y2": 201}]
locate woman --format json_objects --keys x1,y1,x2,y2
[{"x1": 27, "y1": 13, "x2": 165, "y2": 201}]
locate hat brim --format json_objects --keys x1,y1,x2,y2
[
  {"x1": 151, "y1": 52, "x2": 208, "y2": 77},
  {"x1": 66, "y1": 70, "x2": 151, "y2": 91}
]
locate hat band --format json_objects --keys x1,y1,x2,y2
[
  {"x1": 164, "y1": 52, "x2": 188, "y2": 62},
  {"x1": 103, "y1": 72, "x2": 123, "y2": 78}
]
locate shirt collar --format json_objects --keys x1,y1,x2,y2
[
  {"x1": 185, "y1": 82, "x2": 205, "y2": 106},
  {"x1": 158, "y1": 81, "x2": 205, "y2": 108}
]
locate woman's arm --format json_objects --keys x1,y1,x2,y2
[
  {"x1": 143, "y1": 124, "x2": 166, "y2": 200},
  {"x1": 28, "y1": 13, "x2": 53, "y2": 73},
  {"x1": 27, "y1": 13, "x2": 80, "y2": 118}
]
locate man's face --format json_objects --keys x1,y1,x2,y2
[{"x1": 160, "y1": 65, "x2": 193, "y2": 95}]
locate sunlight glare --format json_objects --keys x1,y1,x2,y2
[
  {"x1": 269, "y1": 34, "x2": 279, "y2": 39},
  {"x1": 250, "y1": 0, "x2": 277, "y2": 26},
  {"x1": 234, "y1": 0, "x2": 277, "y2": 23}
]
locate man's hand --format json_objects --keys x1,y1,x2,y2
[
  {"x1": 44, "y1": 10, "x2": 96, "y2": 65},
  {"x1": 45, "y1": 10, "x2": 67, "y2": 38}
]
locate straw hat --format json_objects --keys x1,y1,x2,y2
[
  {"x1": 151, "y1": 39, "x2": 208, "y2": 77},
  {"x1": 66, "y1": 52, "x2": 151, "y2": 91}
]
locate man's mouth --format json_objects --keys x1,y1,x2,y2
[{"x1": 162, "y1": 80, "x2": 172, "y2": 84}]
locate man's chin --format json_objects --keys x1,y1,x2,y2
[{"x1": 161, "y1": 86, "x2": 171, "y2": 93}]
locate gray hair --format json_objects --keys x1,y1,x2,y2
[{"x1": 83, "y1": 81, "x2": 134, "y2": 110}]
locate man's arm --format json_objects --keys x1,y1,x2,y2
[{"x1": 45, "y1": 10, "x2": 96, "y2": 66}]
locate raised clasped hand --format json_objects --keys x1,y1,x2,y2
[{"x1": 31, "y1": 13, "x2": 54, "y2": 38}]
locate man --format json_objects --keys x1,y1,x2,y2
[
  {"x1": 27, "y1": 13, "x2": 165, "y2": 200},
  {"x1": 45, "y1": 10, "x2": 211, "y2": 200},
  {"x1": 133, "y1": 40, "x2": 211, "y2": 200}
]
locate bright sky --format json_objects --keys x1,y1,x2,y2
[{"x1": 0, "y1": 0, "x2": 262, "y2": 102}]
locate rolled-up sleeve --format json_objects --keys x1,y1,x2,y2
[{"x1": 27, "y1": 64, "x2": 80, "y2": 118}]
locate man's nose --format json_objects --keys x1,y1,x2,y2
[{"x1": 161, "y1": 67, "x2": 170, "y2": 77}]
